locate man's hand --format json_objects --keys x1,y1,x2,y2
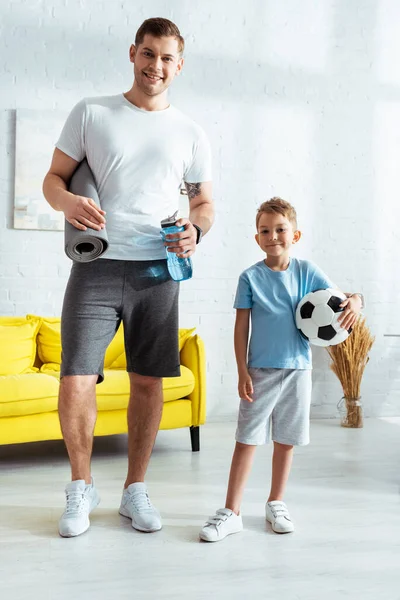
[
  {"x1": 64, "y1": 195, "x2": 106, "y2": 231},
  {"x1": 163, "y1": 218, "x2": 197, "y2": 258},
  {"x1": 338, "y1": 295, "x2": 362, "y2": 330},
  {"x1": 238, "y1": 369, "x2": 254, "y2": 403},
  {"x1": 43, "y1": 149, "x2": 107, "y2": 232}
]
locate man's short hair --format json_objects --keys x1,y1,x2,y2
[
  {"x1": 256, "y1": 197, "x2": 298, "y2": 229},
  {"x1": 135, "y1": 18, "x2": 185, "y2": 54}
]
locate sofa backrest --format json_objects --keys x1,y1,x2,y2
[{"x1": 1, "y1": 316, "x2": 196, "y2": 374}]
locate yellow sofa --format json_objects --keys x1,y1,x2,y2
[{"x1": 0, "y1": 316, "x2": 206, "y2": 451}]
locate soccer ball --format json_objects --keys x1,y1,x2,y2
[{"x1": 295, "y1": 289, "x2": 352, "y2": 347}]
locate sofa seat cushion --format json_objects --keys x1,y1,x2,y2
[
  {"x1": 40, "y1": 365, "x2": 195, "y2": 410},
  {"x1": 0, "y1": 373, "x2": 59, "y2": 417}
]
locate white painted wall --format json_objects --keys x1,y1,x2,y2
[{"x1": 0, "y1": 0, "x2": 399, "y2": 419}]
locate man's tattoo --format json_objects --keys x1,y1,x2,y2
[{"x1": 185, "y1": 182, "x2": 202, "y2": 200}]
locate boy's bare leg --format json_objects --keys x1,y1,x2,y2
[
  {"x1": 58, "y1": 375, "x2": 98, "y2": 484},
  {"x1": 124, "y1": 373, "x2": 163, "y2": 487},
  {"x1": 225, "y1": 442, "x2": 257, "y2": 515},
  {"x1": 268, "y1": 441, "x2": 294, "y2": 501}
]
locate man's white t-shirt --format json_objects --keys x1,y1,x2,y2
[{"x1": 56, "y1": 94, "x2": 212, "y2": 261}]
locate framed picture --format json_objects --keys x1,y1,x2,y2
[{"x1": 14, "y1": 109, "x2": 66, "y2": 231}]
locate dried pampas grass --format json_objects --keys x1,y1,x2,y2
[{"x1": 327, "y1": 316, "x2": 375, "y2": 428}]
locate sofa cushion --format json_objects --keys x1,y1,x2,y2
[
  {"x1": 28, "y1": 315, "x2": 125, "y2": 368},
  {"x1": 179, "y1": 327, "x2": 196, "y2": 350},
  {"x1": 103, "y1": 324, "x2": 125, "y2": 368},
  {"x1": 0, "y1": 317, "x2": 41, "y2": 375},
  {"x1": 31, "y1": 316, "x2": 61, "y2": 365},
  {"x1": 40, "y1": 365, "x2": 195, "y2": 410},
  {"x1": 163, "y1": 365, "x2": 195, "y2": 401},
  {"x1": 0, "y1": 373, "x2": 59, "y2": 417},
  {"x1": 39, "y1": 363, "x2": 60, "y2": 372},
  {"x1": 108, "y1": 327, "x2": 197, "y2": 369}
]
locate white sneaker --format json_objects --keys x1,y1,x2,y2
[
  {"x1": 119, "y1": 482, "x2": 162, "y2": 532},
  {"x1": 59, "y1": 479, "x2": 100, "y2": 538},
  {"x1": 265, "y1": 501, "x2": 294, "y2": 533},
  {"x1": 199, "y1": 508, "x2": 243, "y2": 542}
]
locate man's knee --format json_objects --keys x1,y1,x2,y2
[
  {"x1": 129, "y1": 372, "x2": 162, "y2": 393},
  {"x1": 59, "y1": 374, "x2": 98, "y2": 398}
]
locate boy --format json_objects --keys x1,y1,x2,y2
[{"x1": 199, "y1": 197, "x2": 363, "y2": 542}]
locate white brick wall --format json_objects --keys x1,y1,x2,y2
[{"x1": 1, "y1": 0, "x2": 399, "y2": 419}]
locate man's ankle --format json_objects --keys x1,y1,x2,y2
[
  {"x1": 124, "y1": 478, "x2": 145, "y2": 489},
  {"x1": 71, "y1": 475, "x2": 92, "y2": 485}
]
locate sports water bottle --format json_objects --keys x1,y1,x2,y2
[{"x1": 160, "y1": 211, "x2": 193, "y2": 282}]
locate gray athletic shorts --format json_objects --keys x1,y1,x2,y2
[
  {"x1": 60, "y1": 258, "x2": 180, "y2": 383},
  {"x1": 235, "y1": 368, "x2": 312, "y2": 446}
]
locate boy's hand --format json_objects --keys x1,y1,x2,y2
[
  {"x1": 338, "y1": 295, "x2": 362, "y2": 330},
  {"x1": 238, "y1": 371, "x2": 254, "y2": 403}
]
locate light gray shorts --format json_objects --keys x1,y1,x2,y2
[{"x1": 235, "y1": 368, "x2": 312, "y2": 447}]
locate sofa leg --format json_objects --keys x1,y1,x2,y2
[{"x1": 190, "y1": 426, "x2": 200, "y2": 452}]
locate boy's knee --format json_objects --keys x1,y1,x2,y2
[{"x1": 274, "y1": 441, "x2": 294, "y2": 451}]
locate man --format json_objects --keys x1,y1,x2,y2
[{"x1": 43, "y1": 17, "x2": 214, "y2": 538}]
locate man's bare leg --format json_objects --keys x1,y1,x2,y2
[
  {"x1": 58, "y1": 374, "x2": 98, "y2": 484},
  {"x1": 124, "y1": 373, "x2": 163, "y2": 487},
  {"x1": 119, "y1": 373, "x2": 163, "y2": 532},
  {"x1": 58, "y1": 374, "x2": 100, "y2": 538}
]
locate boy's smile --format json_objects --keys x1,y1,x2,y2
[{"x1": 255, "y1": 212, "x2": 301, "y2": 269}]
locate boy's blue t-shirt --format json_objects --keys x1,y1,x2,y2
[{"x1": 234, "y1": 258, "x2": 336, "y2": 370}]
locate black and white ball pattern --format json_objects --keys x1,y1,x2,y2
[{"x1": 295, "y1": 288, "x2": 352, "y2": 347}]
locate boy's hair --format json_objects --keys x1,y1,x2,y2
[
  {"x1": 135, "y1": 18, "x2": 185, "y2": 54},
  {"x1": 256, "y1": 197, "x2": 298, "y2": 229}
]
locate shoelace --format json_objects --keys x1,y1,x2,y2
[
  {"x1": 269, "y1": 503, "x2": 290, "y2": 520},
  {"x1": 206, "y1": 511, "x2": 230, "y2": 528},
  {"x1": 65, "y1": 491, "x2": 89, "y2": 516},
  {"x1": 127, "y1": 491, "x2": 153, "y2": 512}
]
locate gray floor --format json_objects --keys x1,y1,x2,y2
[{"x1": 1, "y1": 418, "x2": 399, "y2": 600}]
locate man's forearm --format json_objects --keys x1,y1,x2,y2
[
  {"x1": 189, "y1": 203, "x2": 215, "y2": 235},
  {"x1": 43, "y1": 173, "x2": 75, "y2": 213}
]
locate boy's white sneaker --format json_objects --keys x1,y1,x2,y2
[
  {"x1": 119, "y1": 482, "x2": 162, "y2": 532},
  {"x1": 265, "y1": 500, "x2": 294, "y2": 533},
  {"x1": 199, "y1": 508, "x2": 243, "y2": 542},
  {"x1": 59, "y1": 479, "x2": 100, "y2": 538}
]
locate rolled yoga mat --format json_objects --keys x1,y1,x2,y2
[{"x1": 64, "y1": 159, "x2": 109, "y2": 262}]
